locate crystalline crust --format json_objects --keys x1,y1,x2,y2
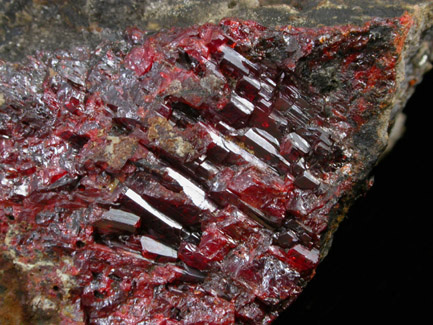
[{"x1": 0, "y1": 16, "x2": 412, "y2": 323}]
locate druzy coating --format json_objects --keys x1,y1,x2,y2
[{"x1": 0, "y1": 16, "x2": 410, "y2": 323}]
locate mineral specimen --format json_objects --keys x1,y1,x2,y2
[{"x1": 1, "y1": 1, "x2": 433, "y2": 324}]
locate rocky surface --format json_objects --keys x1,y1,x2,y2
[{"x1": 1, "y1": 1, "x2": 433, "y2": 324}]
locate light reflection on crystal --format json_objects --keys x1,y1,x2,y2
[
  {"x1": 95, "y1": 208, "x2": 141, "y2": 233},
  {"x1": 140, "y1": 235, "x2": 178, "y2": 258},
  {"x1": 124, "y1": 188, "x2": 183, "y2": 231}
]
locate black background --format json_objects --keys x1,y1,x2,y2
[{"x1": 276, "y1": 69, "x2": 433, "y2": 324}]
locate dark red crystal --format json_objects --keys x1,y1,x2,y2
[{"x1": 0, "y1": 15, "x2": 411, "y2": 323}]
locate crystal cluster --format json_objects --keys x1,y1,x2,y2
[{"x1": 0, "y1": 16, "x2": 410, "y2": 323}]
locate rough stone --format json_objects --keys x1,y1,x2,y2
[{"x1": 1, "y1": 1, "x2": 433, "y2": 324}]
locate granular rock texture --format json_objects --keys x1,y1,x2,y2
[{"x1": 1, "y1": 1, "x2": 433, "y2": 324}]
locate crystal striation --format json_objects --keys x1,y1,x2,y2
[{"x1": 0, "y1": 7, "x2": 432, "y2": 324}]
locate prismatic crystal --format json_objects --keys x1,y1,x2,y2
[{"x1": 0, "y1": 16, "x2": 413, "y2": 323}]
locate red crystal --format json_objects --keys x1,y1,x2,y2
[{"x1": 0, "y1": 15, "x2": 411, "y2": 323}]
